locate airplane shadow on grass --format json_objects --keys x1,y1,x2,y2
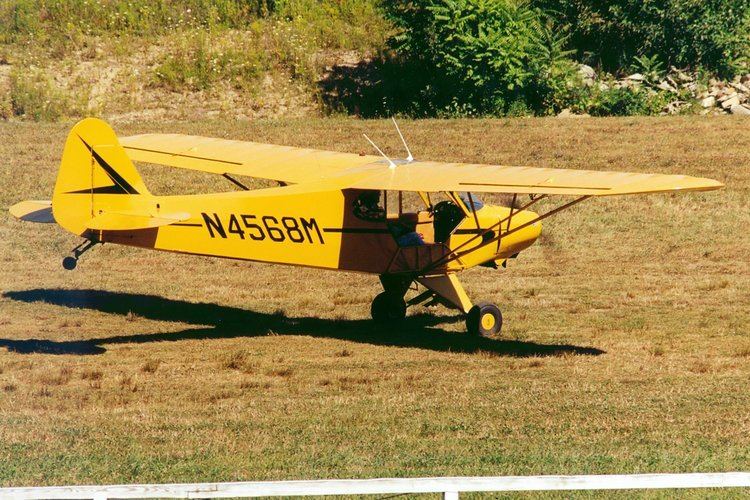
[{"x1": 2, "y1": 289, "x2": 605, "y2": 358}]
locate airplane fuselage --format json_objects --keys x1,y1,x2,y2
[{"x1": 96, "y1": 186, "x2": 542, "y2": 275}]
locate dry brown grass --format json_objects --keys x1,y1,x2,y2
[{"x1": 0, "y1": 116, "x2": 748, "y2": 490}]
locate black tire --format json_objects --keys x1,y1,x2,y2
[
  {"x1": 466, "y1": 301, "x2": 502, "y2": 337},
  {"x1": 371, "y1": 292, "x2": 407, "y2": 323},
  {"x1": 62, "y1": 256, "x2": 77, "y2": 270}
]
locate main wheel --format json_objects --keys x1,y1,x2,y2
[
  {"x1": 371, "y1": 292, "x2": 407, "y2": 323},
  {"x1": 466, "y1": 301, "x2": 502, "y2": 337},
  {"x1": 62, "y1": 256, "x2": 77, "y2": 270}
]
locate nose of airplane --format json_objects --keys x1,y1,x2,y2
[{"x1": 497, "y1": 208, "x2": 542, "y2": 256}]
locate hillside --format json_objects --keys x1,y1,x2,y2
[
  {"x1": 0, "y1": 0, "x2": 390, "y2": 121},
  {"x1": 3, "y1": 0, "x2": 749, "y2": 121}
]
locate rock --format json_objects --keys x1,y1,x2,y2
[
  {"x1": 579, "y1": 64, "x2": 596, "y2": 79},
  {"x1": 656, "y1": 80, "x2": 676, "y2": 92},
  {"x1": 626, "y1": 73, "x2": 644, "y2": 82},
  {"x1": 674, "y1": 70, "x2": 693, "y2": 83},
  {"x1": 730, "y1": 104, "x2": 750, "y2": 115},
  {"x1": 578, "y1": 64, "x2": 596, "y2": 86},
  {"x1": 729, "y1": 82, "x2": 750, "y2": 93},
  {"x1": 721, "y1": 95, "x2": 740, "y2": 109},
  {"x1": 682, "y1": 82, "x2": 697, "y2": 92},
  {"x1": 701, "y1": 96, "x2": 716, "y2": 108},
  {"x1": 665, "y1": 101, "x2": 686, "y2": 114},
  {"x1": 598, "y1": 82, "x2": 610, "y2": 91},
  {"x1": 557, "y1": 108, "x2": 590, "y2": 118}
]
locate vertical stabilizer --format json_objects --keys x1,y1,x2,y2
[{"x1": 52, "y1": 118, "x2": 151, "y2": 236}]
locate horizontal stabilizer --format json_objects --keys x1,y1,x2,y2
[
  {"x1": 87, "y1": 211, "x2": 190, "y2": 231},
  {"x1": 9, "y1": 200, "x2": 55, "y2": 223}
]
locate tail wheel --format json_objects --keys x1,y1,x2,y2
[
  {"x1": 371, "y1": 292, "x2": 407, "y2": 323},
  {"x1": 62, "y1": 256, "x2": 77, "y2": 270},
  {"x1": 466, "y1": 301, "x2": 502, "y2": 337}
]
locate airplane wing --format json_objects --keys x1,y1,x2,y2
[
  {"x1": 342, "y1": 160, "x2": 724, "y2": 196},
  {"x1": 119, "y1": 133, "x2": 722, "y2": 196},
  {"x1": 119, "y1": 133, "x2": 380, "y2": 184}
]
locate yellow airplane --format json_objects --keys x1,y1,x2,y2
[{"x1": 10, "y1": 118, "x2": 723, "y2": 336}]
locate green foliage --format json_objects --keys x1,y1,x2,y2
[
  {"x1": 152, "y1": 31, "x2": 269, "y2": 92},
  {"x1": 633, "y1": 54, "x2": 666, "y2": 83},
  {"x1": 274, "y1": 0, "x2": 391, "y2": 51},
  {"x1": 586, "y1": 86, "x2": 669, "y2": 117},
  {"x1": 0, "y1": 0, "x2": 269, "y2": 42},
  {"x1": 0, "y1": 0, "x2": 389, "y2": 51},
  {"x1": 3, "y1": 0, "x2": 748, "y2": 120},
  {"x1": 530, "y1": 0, "x2": 750, "y2": 76},
  {"x1": 384, "y1": 0, "x2": 574, "y2": 116},
  {"x1": 8, "y1": 68, "x2": 88, "y2": 121}
]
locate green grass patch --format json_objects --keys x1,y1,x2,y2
[
  {"x1": 8, "y1": 68, "x2": 89, "y2": 121},
  {"x1": 152, "y1": 30, "x2": 270, "y2": 92}
]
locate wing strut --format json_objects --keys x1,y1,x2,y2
[
  {"x1": 421, "y1": 195, "x2": 590, "y2": 273},
  {"x1": 466, "y1": 192, "x2": 481, "y2": 230},
  {"x1": 222, "y1": 173, "x2": 250, "y2": 191},
  {"x1": 437, "y1": 194, "x2": 548, "y2": 269},
  {"x1": 499, "y1": 193, "x2": 518, "y2": 252}
]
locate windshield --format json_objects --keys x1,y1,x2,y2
[{"x1": 458, "y1": 192, "x2": 484, "y2": 211}]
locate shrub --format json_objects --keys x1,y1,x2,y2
[
  {"x1": 530, "y1": 0, "x2": 750, "y2": 76},
  {"x1": 9, "y1": 68, "x2": 86, "y2": 121},
  {"x1": 384, "y1": 0, "x2": 574, "y2": 116},
  {"x1": 586, "y1": 86, "x2": 672, "y2": 117},
  {"x1": 274, "y1": 0, "x2": 391, "y2": 51},
  {"x1": 153, "y1": 31, "x2": 269, "y2": 91},
  {"x1": 0, "y1": 0, "x2": 270, "y2": 42}
]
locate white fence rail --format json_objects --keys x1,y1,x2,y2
[{"x1": 2, "y1": 473, "x2": 750, "y2": 499}]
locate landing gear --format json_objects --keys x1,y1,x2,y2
[
  {"x1": 371, "y1": 292, "x2": 407, "y2": 323},
  {"x1": 62, "y1": 237, "x2": 99, "y2": 271},
  {"x1": 466, "y1": 301, "x2": 502, "y2": 337},
  {"x1": 371, "y1": 274, "x2": 503, "y2": 336}
]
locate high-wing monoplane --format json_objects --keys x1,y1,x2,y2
[{"x1": 10, "y1": 118, "x2": 723, "y2": 336}]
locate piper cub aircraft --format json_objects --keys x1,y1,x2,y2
[{"x1": 10, "y1": 118, "x2": 722, "y2": 336}]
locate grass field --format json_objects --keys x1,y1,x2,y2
[{"x1": 0, "y1": 116, "x2": 749, "y2": 495}]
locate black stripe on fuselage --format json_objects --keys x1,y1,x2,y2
[{"x1": 323, "y1": 227, "x2": 391, "y2": 234}]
